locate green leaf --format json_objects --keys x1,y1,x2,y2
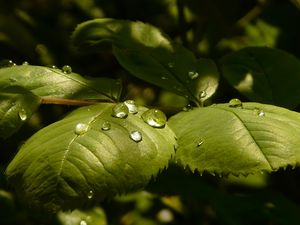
[
  {"x1": 57, "y1": 207, "x2": 107, "y2": 225},
  {"x1": 6, "y1": 103, "x2": 176, "y2": 211},
  {"x1": 0, "y1": 86, "x2": 41, "y2": 139},
  {"x1": 220, "y1": 47, "x2": 300, "y2": 109},
  {"x1": 72, "y1": 18, "x2": 219, "y2": 104},
  {"x1": 0, "y1": 65, "x2": 122, "y2": 101},
  {"x1": 169, "y1": 102, "x2": 300, "y2": 175}
]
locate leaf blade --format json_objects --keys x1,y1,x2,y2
[
  {"x1": 6, "y1": 103, "x2": 176, "y2": 211},
  {"x1": 0, "y1": 65, "x2": 122, "y2": 101},
  {"x1": 220, "y1": 47, "x2": 300, "y2": 109},
  {"x1": 72, "y1": 18, "x2": 219, "y2": 104},
  {"x1": 169, "y1": 102, "x2": 300, "y2": 175}
]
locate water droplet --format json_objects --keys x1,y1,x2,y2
[
  {"x1": 22, "y1": 61, "x2": 29, "y2": 65},
  {"x1": 124, "y1": 100, "x2": 138, "y2": 114},
  {"x1": 101, "y1": 121, "x2": 111, "y2": 131},
  {"x1": 80, "y1": 220, "x2": 87, "y2": 225},
  {"x1": 257, "y1": 110, "x2": 265, "y2": 117},
  {"x1": 142, "y1": 109, "x2": 167, "y2": 128},
  {"x1": 87, "y1": 190, "x2": 93, "y2": 199},
  {"x1": 199, "y1": 90, "x2": 207, "y2": 99},
  {"x1": 197, "y1": 139, "x2": 204, "y2": 147},
  {"x1": 229, "y1": 98, "x2": 243, "y2": 108},
  {"x1": 18, "y1": 109, "x2": 27, "y2": 121},
  {"x1": 161, "y1": 76, "x2": 168, "y2": 80},
  {"x1": 62, "y1": 65, "x2": 72, "y2": 74},
  {"x1": 188, "y1": 71, "x2": 199, "y2": 80},
  {"x1": 130, "y1": 131, "x2": 142, "y2": 142},
  {"x1": 75, "y1": 123, "x2": 89, "y2": 135},
  {"x1": 49, "y1": 65, "x2": 57, "y2": 69},
  {"x1": 183, "y1": 104, "x2": 193, "y2": 111},
  {"x1": 112, "y1": 103, "x2": 129, "y2": 119},
  {"x1": 168, "y1": 62, "x2": 174, "y2": 68}
]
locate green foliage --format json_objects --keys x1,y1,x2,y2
[
  {"x1": 1, "y1": 1, "x2": 300, "y2": 224},
  {"x1": 6, "y1": 103, "x2": 176, "y2": 211},
  {"x1": 72, "y1": 19, "x2": 219, "y2": 104},
  {"x1": 169, "y1": 102, "x2": 300, "y2": 175},
  {"x1": 220, "y1": 47, "x2": 300, "y2": 109}
]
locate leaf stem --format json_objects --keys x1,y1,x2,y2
[{"x1": 41, "y1": 97, "x2": 105, "y2": 106}]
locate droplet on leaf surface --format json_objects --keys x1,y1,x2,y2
[
  {"x1": 142, "y1": 109, "x2": 167, "y2": 128},
  {"x1": 130, "y1": 131, "x2": 142, "y2": 142},
  {"x1": 124, "y1": 100, "x2": 138, "y2": 114},
  {"x1": 62, "y1": 65, "x2": 72, "y2": 74},
  {"x1": 101, "y1": 121, "x2": 111, "y2": 131},
  {"x1": 87, "y1": 190, "x2": 93, "y2": 199},
  {"x1": 229, "y1": 98, "x2": 243, "y2": 108},
  {"x1": 111, "y1": 103, "x2": 129, "y2": 119},
  {"x1": 75, "y1": 123, "x2": 89, "y2": 135},
  {"x1": 188, "y1": 71, "x2": 199, "y2": 80},
  {"x1": 18, "y1": 109, "x2": 27, "y2": 121}
]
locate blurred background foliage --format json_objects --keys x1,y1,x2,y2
[{"x1": 1, "y1": 0, "x2": 300, "y2": 224}]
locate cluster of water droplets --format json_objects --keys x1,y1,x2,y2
[{"x1": 228, "y1": 98, "x2": 266, "y2": 117}]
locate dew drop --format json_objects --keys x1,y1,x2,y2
[
  {"x1": 22, "y1": 61, "x2": 29, "y2": 65},
  {"x1": 49, "y1": 65, "x2": 57, "y2": 69},
  {"x1": 167, "y1": 62, "x2": 174, "y2": 68},
  {"x1": 229, "y1": 98, "x2": 243, "y2": 108},
  {"x1": 183, "y1": 104, "x2": 193, "y2": 112},
  {"x1": 199, "y1": 90, "x2": 207, "y2": 99},
  {"x1": 75, "y1": 123, "x2": 89, "y2": 135},
  {"x1": 8, "y1": 60, "x2": 16, "y2": 67},
  {"x1": 101, "y1": 121, "x2": 111, "y2": 131},
  {"x1": 161, "y1": 76, "x2": 168, "y2": 80},
  {"x1": 80, "y1": 220, "x2": 87, "y2": 225},
  {"x1": 62, "y1": 65, "x2": 72, "y2": 74},
  {"x1": 188, "y1": 71, "x2": 199, "y2": 80},
  {"x1": 197, "y1": 139, "x2": 204, "y2": 147},
  {"x1": 124, "y1": 100, "x2": 138, "y2": 114},
  {"x1": 142, "y1": 109, "x2": 167, "y2": 128},
  {"x1": 87, "y1": 190, "x2": 93, "y2": 199},
  {"x1": 257, "y1": 110, "x2": 265, "y2": 117},
  {"x1": 130, "y1": 131, "x2": 142, "y2": 142},
  {"x1": 18, "y1": 109, "x2": 27, "y2": 121},
  {"x1": 112, "y1": 103, "x2": 129, "y2": 119}
]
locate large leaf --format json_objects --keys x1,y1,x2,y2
[
  {"x1": 6, "y1": 103, "x2": 176, "y2": 211},
  {"x1": 72, "y1": 18, "x2": 219, "y2": 104},
  {"x1": 169, "y1": 102, "x2": 300, "y2": 175},
  {"x1": 0, "y1": 86, "x2": 41, "y2": 139},
  {"x1": 220, "y1": 47, "x2": 300, "y2": 109},
  {"x1": 0, "y1": 64, "x2": 121, "y2": 101}
]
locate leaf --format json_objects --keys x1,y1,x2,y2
[
  {"x1": 220, "y1": 47, "x2": 300, "y2": 109},
  {"x1": 0, "y1": 86, "x2": 41, "y2": 139},
  {"x1": 71, "y1": 18, "x2": 219, "y2": 104},
  {"x1": 57, "y1": 207, "x2": 107, "y2": 225},
  {"x1": 6, "y1": 103, "x2": 176, "y2": 211},
  {"x1": 0, "y1": 65, "x2": 122, "y2": 101},
  {"x1": 169, "y1": 102, "x2": 300, "y2": 175}
]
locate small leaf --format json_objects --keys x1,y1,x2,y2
[
  {"x1": 57, "y1": 207, "x2": 107, "y2": 225},
  {"x1": 220, "y1": 47, "x2": 300, "y2": 109},
  {"x1": 0, "y1": 65, "x2": 122, "y2": 101},
  {"x1": 72, "y1": 18, "x2": 219, "y2": 104},
  {"x1": 169, "y1": 102, "x2": 300, "y2": 175},
  {"x1": 6, "y1": 103, "x2": 176, "y2": 211},
  {"x1": 0, "y1": 86, "x2": 41, "y2": 139}
]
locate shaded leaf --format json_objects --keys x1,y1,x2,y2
[
  {"x1": 0, "y1": 86, "x2": 41, "y2": 139},
  {"x1": 169, "y1": 102, "x2": 300, "y2": 175},
  {"x1": 58, "y1": 207, "x2": 107, "y2": 225},
  {"x1": 0, "y1": 65, "x2": 122, "y2": 101},
  {"x1": 72, "y1": 18, "x2": 219, "y2": 104},
  {"x1": 6, "y1": 103, "x2": 176, "y2": 211},
  {"x1": 220, "y1": 47, "x2": 300, "y2": 109}
]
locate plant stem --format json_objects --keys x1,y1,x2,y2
[{"x1": 41, "y1": 97, "x2": 104, "y2": 106}]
